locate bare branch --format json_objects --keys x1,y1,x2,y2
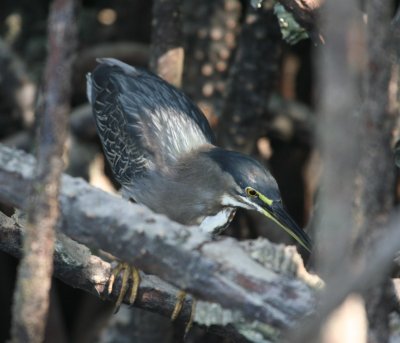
[
  {"x1": 182, "y1": 0, "x2": 241, "y2": 120},
  {"x1": 10, "y1": 0, "x2": 77, "y2": 341},
  {"x1": 0, "y1": 211, "x2": 258, "y2": 342},
  {"x1": 0, "y1": 144, "x2": 318, "y2": 341},
  {"x1": 0, "y1": 211, "x2": 249, "y2": 342},
  {"x1": 314, "y1": 0, "x2": 360, "y2": 277},
  {"x1": 150, "y1": 0, "x2": 184, "y2": 87},
  {"x1": 218, "y1": 3, "x2": 281, "y2": 154},
  {"x1": 289, "y1": 210, "x2": 400, "y2": 341},
  {"x1": 355, "y1": 2, "x2": 395, "y2": 341},
  {"x1": 289, "y1": 0, "x2": 398, "y2": 341}
]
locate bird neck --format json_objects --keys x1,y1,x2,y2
[{"x1": 131, "y1": 146, "x2": 229, "y2": 226}]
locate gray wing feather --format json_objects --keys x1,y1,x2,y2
[{"x1": 87, "y1": 58, "x2": 215, "y2": 185}]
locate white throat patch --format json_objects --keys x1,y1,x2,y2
[{"x1": 199, "y1": 207, "x2": 236, "y2": 235}]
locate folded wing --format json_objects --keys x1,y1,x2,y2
[{"x1": 87, "y1": 58, "x2": 215, "y2": 186}]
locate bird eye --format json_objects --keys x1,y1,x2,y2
[{"x1": 245, "y1": 187, "x2": 258, "y2": 198}]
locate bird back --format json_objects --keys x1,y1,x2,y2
[{"x1": 87, "y1": 58, "x2": 215, "y2": 186}]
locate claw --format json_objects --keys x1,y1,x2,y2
[
  {"x1": 171, "y1": 291, "x2": 196, "y2": 337},
  {"x1": 171, "y1": 290, "x2": 186, "y2": 321},
  {"x1": 107, "y1": 263, "x2": 195, "y2": 336},
  {"x1": 129, "y1": 266, "x2": 140, "y2": 305},
  {"x1": 107, "y1": 262, "x2": 141, "y2": 313},
  {"x1": 184, "y1": 298, "x2": 196, "y2": 337}
]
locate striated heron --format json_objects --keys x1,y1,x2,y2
[{"x1": 86, "y1": 58, "x2": 312, "y2": 327}]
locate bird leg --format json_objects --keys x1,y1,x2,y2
[
  {"x1": 171, "y1": 290, "x2": 197, "y2": 337},
  {"x1": 107, "y1": 262, "x2": 196, "y2": 335},
  {"x1": 107, "y1": 262, "x2": 141, "y2": 313},
  {"x1": 171, "y1": 290, "x2": 186, "y2": 321}
]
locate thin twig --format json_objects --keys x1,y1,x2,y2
[{"x1": 10, "y1": 0, "x2": 77, "y2": 342}]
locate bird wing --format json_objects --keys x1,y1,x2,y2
[{"x1": 87, "y1": 58, "x2": 215, "y2": 185}]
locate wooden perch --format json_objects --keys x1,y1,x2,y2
[
  {"x1": 0, "y1": 144, "x2": 319, "y2": 341},
  {"x1": 0, "y1": 211, "x2": 250, "y2": 342}
]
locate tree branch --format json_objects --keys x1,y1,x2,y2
[
  {"x1": 0, "y1": 144, "x2": 319, "y2": 342},
  {"x1": 3, "y1": 210, "x2": 322, "y2": 343},
  {"x1": 150, "y1": 0, "x2": 184, "y2": 87},
  {"x1": 0, "y1": 211, "x2": 250, "y2": 342},
  {"x1": 288, "y1": 210, "x2": 400, "y2": 342},
  {"x1": 218, "y1": 2, "x2": 281, "y2": 154},
  {"x1": 354, "y1": 2, "x2": 395, "y2": 341},
  {"x1": 10, "y1": 0, "x2": 77, "y2": 342},
  {"x1": 182, "y1": 0, "x2": 241, "y2": 120},
  {"x1": 288, "y1": 0, "x2": 399, "y2": 341}
]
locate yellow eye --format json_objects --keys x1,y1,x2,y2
[{"x1": 246, "y1": 187, "x2": 258, "y2": 197}]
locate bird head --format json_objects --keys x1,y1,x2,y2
[{"x1": 206, "y1": 148, "x2": 312, "y2": 252}]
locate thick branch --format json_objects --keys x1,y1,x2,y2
[
  {"x1": 150, "y1": 0, "x2": 184, "y2": 87},
  {"x1": 0, "y1": 212, "x2": 306, "y2": 342},
  {"x1": 355, "y1": 2, "x2": 395, "y2": 341},
  {"x1": 314, "y1": 0, "x2": 360, "y2": 276},
  {"x1": 0, "y1": 144, "x2": 318, "y2": 341},
  {"x1": 218, "y1": 2, "x2": 281, "y2": 154},
  {"x1": 0, "y1": 212, "x2": 182, "y2": 318},
  {"x1": 10, "y1": 0, "x2": 77, "y2": 342},
  {"x1": 289, "y1": 210, "x2": 400, "y2": 341},
  {"x1": 290, "y1": 1, "x2": 397, "y2": 341},
  {"x1": 182, "y1": 0, "x2": 241, "y2": 120}
]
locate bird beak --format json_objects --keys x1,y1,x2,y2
[{"x1": 258, "y1": 200, "x2": 312, "y2": 252}]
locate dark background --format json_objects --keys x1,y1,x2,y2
[{"x1": 2, "y1": 0, "x2": 396, "y2": 342}]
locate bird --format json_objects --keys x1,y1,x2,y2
[{"x1": 86, "y1": 58, "x2": 312, "y2": 324}]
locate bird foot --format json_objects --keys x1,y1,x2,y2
[
  {"x1": 171, "y1": 290, "x2": 196, "y2": 337},
  {"x1": 107, "y1": 262, "x2": 140, "y2": 313},
  {"x1": 107, "y1": 262, "x2": 196, "y2": 336}
]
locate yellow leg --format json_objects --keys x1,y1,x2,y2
[
  {"x1": 108, "y1": 263, "x2": 195, "y2": 335},
  {"x1": 129, "y1": 266, "x2": 141, "y2": 304},
  {"x1": 171, "y1": 290, "x2": 196, "y2": 337},
  {"x1": 171, "y1": 290, "x2": 186, "y2": 321},
  {"x1": 107, "y1": 262, "x2": 141, "y2": 313},
  {"x1": 184, "y1": 298, "x2": 196, "y2": 337}
]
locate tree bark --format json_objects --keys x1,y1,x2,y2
[
  {"x1": 10, "y1": 0, "x2": 77, "y2": 342},
  {"x1": 182, "y1": 0, "x2": 241, "y2": 122},
  {"x1": 357, "y1": 1, "x2": 396, "y2": 341},
  {"x1": 288, "y1": 0, "x2": 399, "y2": 341},
  {"x1": 217, "y1": 2, "x2": 282, "y2": 154},
  {"x1": 0, "y1": 144, "x2": 319, "y2": 342},
  {"x1": 150, "y1": 0, "x2": 184, "y2": 87}
]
